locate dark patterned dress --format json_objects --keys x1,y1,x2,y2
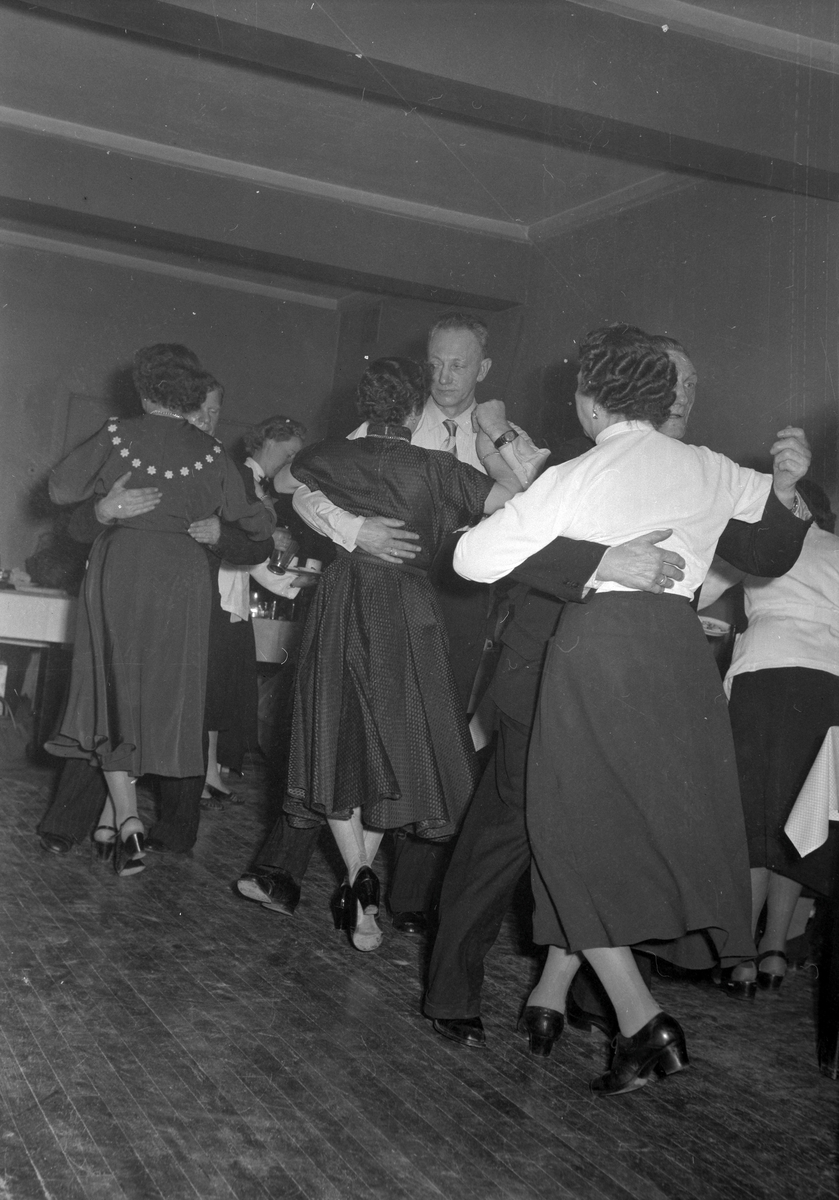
[
  {"x1": 284, "y1": 425, "x2": 493, "y2": 838},
  {"x1": 47, "y1": 415, "x2": 274, "y2": 778}
]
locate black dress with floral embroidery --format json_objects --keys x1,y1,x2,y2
[
  {"x1": 47, "y1": 415, "x2": 274, "y2": 777},
  {"x1": 284, "y1": 425, "x2": 493, "y2": 839}
]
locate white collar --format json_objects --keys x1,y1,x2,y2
[
  {"x1": 424, "y1": 397, "x2": 477, "y2": 429},
  {"x1": 594, "y1": 420, "x2": 654, "y2": 445}
]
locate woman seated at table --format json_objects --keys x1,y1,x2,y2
[
  {"x1": 700, "y1": 479, "x2": 836, "y2": 993},
  {"x1": 452, "y1": 326, "x2": 809, "y2": 1095},
  {"x1": 274, "y1": 357, "x2": 545, "y2": 951},
  {"x1": 47, "y1": 353, "x2": 274, "y2": 874}
]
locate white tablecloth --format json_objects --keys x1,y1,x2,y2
[{"x1": 785, "y1": 727, "x2": 839, "y2": 857}]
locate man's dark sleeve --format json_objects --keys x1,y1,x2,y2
[
  {"x1": 508, "y1": 537, "x2": 606, "y2": 603},
  {"x1": 716, "y1": 488, "x2": 811, "y2": 576}
]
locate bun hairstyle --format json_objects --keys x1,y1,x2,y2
[
  {"x1": 578, "y1": 324, "x2": 677, "y2": 429},
  {"x1": 356, "y1": 357, "x2": 431, "y2": 425}
]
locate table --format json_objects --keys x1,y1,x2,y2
[
  {"x1": 784, "y1": 727, "x2": 839, "y2": 1079},
  {"x1": 0, "y1": 588, "x2": 77, "y2": 759}
]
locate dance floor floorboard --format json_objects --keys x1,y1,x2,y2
[{"x1": 1, "y1": 756, "x2": 837, "y2": 1200}]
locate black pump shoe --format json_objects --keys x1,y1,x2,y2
[
  {"x1": 756, "y1": 950, "x2": 788, "y2": 990},
  {"x1": 114, "y1": 820, "x2": 145, "y2": 877},
  {"x1": 711, "y1": 962, "x2": 757, "y2": 1000},
  {"x1": 351, "y1": 866, "x2": 380, "y2": 916},
  {"x1": 330, "y1": 881, "x2": 353, "y2": 930},
  {"x1": 591, "y1": 1012, "x2": 689, "y2": 1097},
  {"x1": 516, "y1": 1006, "x2": 564, "y2": 1057}
]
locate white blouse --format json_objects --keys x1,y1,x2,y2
[
  {"x1": 453, "y1": 421, "x2": 773, "y2": 599},
  {"x1": 723, "y1": 524, "x2": 839, "y2": 692}
]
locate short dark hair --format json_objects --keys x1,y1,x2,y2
[
  {"x1": 428, "y1": 311, "x2": 489, "y2": 356},
  {"x1": 578, "y1": 325, "x2": 676, "y2": 429},
  {"x1": 356, "y1": 358, "x2": 430, "y2": 425},
  {"x1": 132, "y1": 343, "x2": 201, "y2": 399},
  {"x1": 196, "y1": 370, "x2": 224, "y2": 402},
  {"x1": 244, "y1": 415, "x2": 307, "y2": 455}
]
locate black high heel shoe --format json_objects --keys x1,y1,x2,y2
[
  {"x1": 330, "y1": 881, "x2": 353, "y2": 931},
  {"x1": 711, "y1": 961, "x2": 757, "y2": 1000},
  {"x1": 590, "y1": 1012, "x2": 689, "y2": 1097},
  {"x1": 351, "y1": 866, "x2": 380, "y2": 916},
  {"x1": 516, "y1": 1006, "x2": 564, "y2": 1057},
  {"x1": 114, "y1": 819, "x2": 146, "y2": 877},
  {"x1": 756, "y1": 949, "x2": 788, "y2": 990},
  {"x1": 92, "y1": 825, "x2": 117, "y2": 863}
]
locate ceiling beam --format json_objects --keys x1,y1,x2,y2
[{"x1": 8, "y1": 0, "x2": 838, "y2": 201}]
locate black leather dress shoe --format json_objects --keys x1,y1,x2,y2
[
  {"x1": 39, "y1": 832, "x2": 73, "y2": 855},
  {"x1": 432, "y1": 1017, "x2": 487, "y2": 1049},
  {"x1": 237, "y1": 867, "x2": 301, "y2": 915},
  {"x1": 392, "y1": 911, "x2": 428, "y2": 936}
]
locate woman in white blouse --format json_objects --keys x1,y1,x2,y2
[{"x1": 453, "y1": 326, "x2": 809, "y2": 1096}]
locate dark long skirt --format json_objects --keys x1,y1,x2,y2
[
  {"x1": 729, "y1": 667, "x2": 839, "y2": 897},
  {"x1": 47, "y1": 527, "x2": 211, "y2": 778},
  {"x1": 527, "y1": 592, "x2": 754, "y2": 969},
  {"x1": 284, "y1": 553, "x2": 477, "y2": 838}
]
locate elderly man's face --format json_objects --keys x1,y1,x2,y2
[
  {"x1": 427, "y1": 328, "x2": 491, "y2": 417},
  {"x1": 659, "y1": 351, "x2": 697, "y2": 441}
]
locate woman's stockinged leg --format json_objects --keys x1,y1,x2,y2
[
  {"x1": 583, "y1": 945, "x2": 689, "y2": 1097},
  {"x1": 103, "y1": 770, "x2": 146, "y2": 876},
  {"x1": 527, "y1": 946, "x2": 583, "y2": 1013},
  {"x1": 327, "y1": 808, "x2": 383, "y2": 951}
]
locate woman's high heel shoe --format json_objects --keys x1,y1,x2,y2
[
  {"x1": 516, "y1": 1006, "x2": 565, "y2": 1058},
  {"x1": 711, "y1": 961, "x2": 757, "y2": 1000},
  {"x1": 351, "y1": 866, "x2": 380, "y2": 916},
  {"x1": 590, "y1": 1012, "x2": 689, "y2": 1097},
  {"x1": 756, "y1": 949, "x2": 788, "y2": 990},
  {"x1": 114, "y1": 819, "x2": 146, "y2": 877},
  {"x1": 330, "y1": 881, "x2": 353, "y2": 931},
  {"x1": 92, "y1": 825, "x2": 117, "y2": 863}
]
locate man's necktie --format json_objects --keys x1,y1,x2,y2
[{"x1": 442, "y1": 419, "x2": 459, "y2": 457}]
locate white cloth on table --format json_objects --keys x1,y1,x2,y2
[
  {"x1": 785, "y1": 727, "x2": 839, "y2": 856},
  {"x1": 453, "y1": 421, "x2": 773, "y2": 597}
]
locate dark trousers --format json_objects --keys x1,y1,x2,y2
[
  {"x1": 39, "y1": 756, "x2": 204, "y2": 853},
  {"x1": 424, "y1": 710, "x2": 651, "y2": 1020},
  {"x1": 253, "y1": 813, "x2": 320, "y2": 884}
]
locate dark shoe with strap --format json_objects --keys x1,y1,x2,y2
[
  {"x1": 591, "y1": 1012, "x2": 689, "y2": 1097},
  {"x1": 516, "y1": 1006, "x2": 564, "y2": 1057},
  {"x1": 391, "y1": 910, "x2": 428, "y2": 937},
  {"x1": 566, "y1": 994, "x2": 617, "y2": 1040},
  {"x1": 756, "y1": 949, "x2": 788, "y2": 990},
  {"x1": 237, "y1": 866, "x2": 301, "y2": 915},
  {"x1": 330, "y1": 881, "x2": 353, "y2": 930},
  {"x1": 351, "y1": 866, "x2": 380, "y2": 916},
  {"x1": 39, "y1": 832, "x2": 74, "y2": 855},
  {"x1": 432, "y1": 1016, "x2": 487, "y2": 1049}
]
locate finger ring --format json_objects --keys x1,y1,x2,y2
[{"x1": 659, "y1": 574, "x2": 666, "y2": 585}]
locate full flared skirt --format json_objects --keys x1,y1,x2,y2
[
  {"x1": 527, "y1": 592, "x2": 754, "y2": 969},
  {"x1": 285, "y1": 556, "x2": 477, "y2": 838}
]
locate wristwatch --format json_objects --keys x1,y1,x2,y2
[{"x1": 493, "y1": 429, "x2": 519, "y2": 449}]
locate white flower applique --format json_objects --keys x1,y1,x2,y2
[
  {"x1": 213, "y1": 444, "x2": 221, "y2": 454},
  {"x1": 107, "y1": 424, "x2": 118, "y2": 433},
  {"x1": 112, "y1": 437, "x2": 122, "y2": 445},
  {"x1": 194, "y1": 461, "x2": 203, "y2": 470},
  {"x1": 180, "y1": 467, "x2": 189, "y2": 476},
  {"x1": 147, "y1": 466, "x2": 157, "y2": 475},
  {"x1": 120, "y1": 449, "x2": 130, "y2": 458},
  {"x1": 132, "y1": 458, "x2": 141, "y2": 468},
  {"x1": 205, "y1": 455, "x2": 213, "y2": 463},
  {"x1": 164, "y1": 471, "x2": 173, "y2": 479}
]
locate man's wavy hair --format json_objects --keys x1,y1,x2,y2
[
  {"x1": 132, "y1": 343, "x2": 208, "y2": 415},
  {"x1": 356, "y1": 357, "x2": 431, "y2": 425},
  {"x1": 244, "y1": 415, "x2": 307, "y2": 455},
  {"x1": 577, "y1": 324, "x2": 676, "y2": 429}
]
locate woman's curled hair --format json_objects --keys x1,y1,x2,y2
[
  {"x1": 244, "y1": 415, "x2": 307, "y2": 455},
  {"x1": 578, "y1": 326, "x2": 676, "y2": 429},
  {"x1": 356, "y1": 358, "x2": 430, "y2": 425}
]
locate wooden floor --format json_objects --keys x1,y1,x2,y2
[{"x1": 2, "y1": 755, "x2": 837, "y2": 1200}]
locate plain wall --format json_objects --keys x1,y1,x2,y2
[
  {"x1": 0, "y1": 240, "x2": 339, "y2": 568},
  {"x1": 508, "y1": 178, "x2": 839, "y2": 502}
]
